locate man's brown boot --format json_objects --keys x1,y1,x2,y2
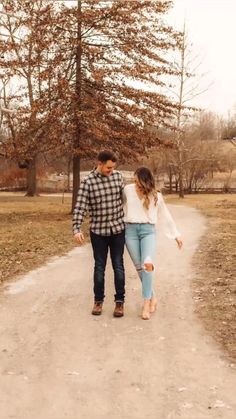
[
  {"x1": 91, "y1": 302, "x2": 103, "y2": 315},
  {"x1": 113, "y1": 302, "x2": 124, "y2": 317}
]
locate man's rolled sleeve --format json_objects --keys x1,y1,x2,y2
[{"x1": 72, "y1": 179, "x2": 90, "y2": 235}]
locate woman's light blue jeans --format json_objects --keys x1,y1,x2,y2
[{"x1": 125, "y1": 223, "x2": 156, "y2": 299}]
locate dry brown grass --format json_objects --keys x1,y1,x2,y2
[
  {"x1": 0, "y1": 193, "x2": 89, "y2": 283},
  {"x1": 167, "y1": 193, "x2": 236, "y2": 361}
]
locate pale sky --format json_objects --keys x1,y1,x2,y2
[{"x1": 168, "y1": 0, "x2": 236, "y2": 116}]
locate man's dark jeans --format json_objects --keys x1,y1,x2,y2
[{"x1": 90, "y1": 230, "x2": 125, "y2": 303}]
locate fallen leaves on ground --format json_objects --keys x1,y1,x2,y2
[{"x1": 167, "y1": 194, "x2": 236, "y2": 361}]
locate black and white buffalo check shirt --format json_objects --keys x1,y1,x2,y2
[{"x1": 72, "y1": 169, "x2": 125, "y2": 236}]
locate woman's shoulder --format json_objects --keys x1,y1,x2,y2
[{"x1": 124, "y1": 183, "x2": 135, "y2": 191}]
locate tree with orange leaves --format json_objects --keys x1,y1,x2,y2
[{"x1": 0, "y1": 0, "x2": 180, "y2": 200}]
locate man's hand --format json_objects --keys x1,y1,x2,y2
[
  {"x1": 175, "y1": 238, "x2": 183, "y2": 249},
  {"x1": 74, "y1": 232, "x2": 85, "y2": 244}
]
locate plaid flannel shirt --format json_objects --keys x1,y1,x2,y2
[{"x1": 72, "y1": 169, "x2": 125, "y2": 236}]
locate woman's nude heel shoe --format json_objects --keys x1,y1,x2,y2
[
  {"x1": 150, "y1": 297, "x2": 157, "y2": 313},
  {"x1": 142, "y1": 299, "x2": 151, "y2": 320}
]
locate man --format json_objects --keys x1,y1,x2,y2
[{"x1": 72, "y1": 150, "x2": 125, "y2": 317}]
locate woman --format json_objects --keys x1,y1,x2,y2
[{"x1": 123, "y1": 167, "x2": 183, "y2": 320}]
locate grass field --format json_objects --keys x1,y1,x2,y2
[
  {"x1": 0, "y1": 193, "x2": 89, "y2": 283},
  {"x1": 0, "y1": 192, "x2": 235, "y2": 360},
  {"x1": 166, "y1": 194, "x2": 236, "y2": 361}
]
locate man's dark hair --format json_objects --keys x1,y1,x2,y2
[{"x1": 97, "y1": 150, "x2": 117, "y2": 163}]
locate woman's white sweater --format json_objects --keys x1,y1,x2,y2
[{"x1": 123, "y1": 183, "x2": 181, "y2": 239}]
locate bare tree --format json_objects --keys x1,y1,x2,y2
[
  {"x1": 222, "y1": 108, "x2": 236, "y2": 147},
  {"x1": 164, "y1": 21, "x2": 211, "y2": 197}
]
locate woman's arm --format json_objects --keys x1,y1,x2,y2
[{"x1": 157, "y1": 193, "x2": 183, "y2": 248}]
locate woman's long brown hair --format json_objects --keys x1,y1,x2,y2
[{"x1": 134, "y1": 167, "x2": 158, "y2": 210}]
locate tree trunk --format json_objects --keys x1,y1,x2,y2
[
  {"x1": 176, "y1": 22, "x2": 185, "y2": 199},
  {"x1": 72, "y1": 0, "x2": 82, "y2": 212},
  {"x1": 25, "y1": 157, "x2": 37, "y2": 196},
  {"x1": 188, "y1": 178, "x2": 193, "y2": 194},
  {"x1": 72, "y1": 155, "x2": 80, "y2": 210},
  {"x1": 178, "y1": 146, "x2": 184, "y2": 198},
  {"x1": 67, "y1": 157, "x2": 72, "y2": 192},
  {"x1": 178, "y1": 167, "x2": 184, "y2": 198},
  {"x1": 168, "y1": 166, "x2": 173, "y2": 194},
  {"x1": 175, "y1": 179, "x2": 178, "y2": 193},
  {"x1": 26, "y1": 58, "x2": 38, "y2": 197}
]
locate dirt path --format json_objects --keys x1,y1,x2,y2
[{"x1": 0, "y1": 205, "x2": 236, "y2": 419}]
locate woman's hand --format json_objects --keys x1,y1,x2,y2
[{"x1": 175, "y1": 237, "x2": 183, "y2": 249}]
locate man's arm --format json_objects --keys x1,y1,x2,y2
[
  {"x1": 120, "y1": 172, "x2": 125, "y2": 199},
  {"x1": 72, "y1": 179, "x2": 90, "y2": 244}
]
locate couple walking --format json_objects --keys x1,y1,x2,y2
[{"x1": 72, "y1": 150, "x2": 183, "y2": 320}]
